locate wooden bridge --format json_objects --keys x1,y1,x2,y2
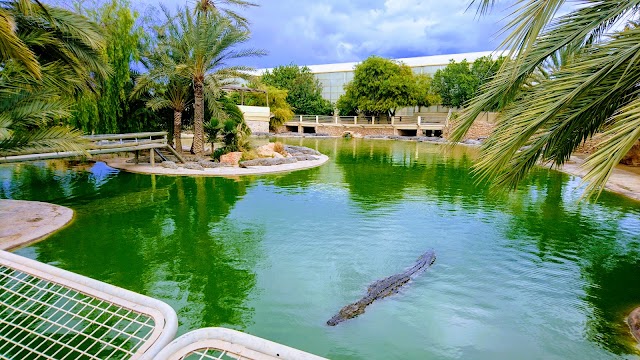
[{"x1": 0, "y1": 131, "x2": 185, "y2": 165}]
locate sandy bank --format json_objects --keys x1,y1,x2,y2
[{"x1": 0, "y1": 199, "x2": 74, "y2": 250}]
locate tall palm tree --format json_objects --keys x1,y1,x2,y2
[
  {"x1": 454, "y1": 1, "x2": 640, "y2": 199},
  {"x1": 0, "y1": 0, "x2": 109, "y2": 155},
  {"x1": 159, "y1": 7, "x2": 263, "y2": 155},
  {"x1": 195, "y1": 0, "x2": 257, "y2": 29}
]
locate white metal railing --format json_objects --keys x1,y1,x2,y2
[
  {"x1": 154, "y1": 328, "x2": 326, "y2": 360},
  {"x1": 0, "y1": 250, "x2": 178, "y2": 360}
]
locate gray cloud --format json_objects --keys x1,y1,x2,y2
[{"x1": 155, "y1": 0, "x2": 516, "y2": 67}]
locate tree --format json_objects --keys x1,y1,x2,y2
[
  {"x1": 158, "y1": 7, "x2": 263, "y2": 155},
  {"x1": 453, "y1": 0, "x2": 640, "y2": 199},
  {"x1": 432, "y1": 56, "x2": 504, "y2": 109},
  {"x1": 0, "y1": 0, "x2": 109, "y2": 155},
  {"x1": 195, "y1": 0, "x2": 257, "y2": 29},
  {"x1": 337, "y1": 56, "x2": 416, "y2": 117},
  {"x1": 262, "y1": 65, "x2": 333, "y2": 115},
  {"x1": 69, "y1": 0, "x2": 144, "y2": 134},
  {"x1": 413, "y1": 74, "x2": 441, "y2": 112}
]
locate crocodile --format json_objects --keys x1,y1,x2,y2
[{"x1": 327, "y1": 249, "x2": 436, "y2": 326}]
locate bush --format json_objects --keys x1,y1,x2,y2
[
  {"x1": 241, "y1": 149, "x2": 260, "y2": 161},
  {"x1": 273, "y1": 142, "x2": 285, "y2": 155}
]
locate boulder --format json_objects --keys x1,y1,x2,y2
[
  {"x1": 294, "y1": 155, "x2": 319, "y2": 161},
  {"x1": 283, "y1": 145, "x2": 322, "y2": 156},
  {"x1": 161, "y1": 161, "x2": 178, "y2": 169},
  {"x1": 198, "y1": 160, "x2": 230, "y2": 168},
  {"x1": 621, "y1": 141, "x2": 640, "y2": 166},
  {"x1": 256, "y1": 143, "x2": 288, "y2": 158},
  {"x1": 240, "y1": 157, "x2": 298, "y2": 168},
  {"x1": 220, "y1": 152, "x2": 243, "y2": 166},
  {"x1": 182, "y1": 163, "x2": 204, "y2": 171}
]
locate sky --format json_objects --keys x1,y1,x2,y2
[{"x1": 158, "y1": 0, "x2": 515, "y2": 68}]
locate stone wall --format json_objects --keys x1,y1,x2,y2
[{"x1": 442, "y1": 120, "x2": 495, "y2": 141}]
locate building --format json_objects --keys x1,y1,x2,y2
[{"x1": 259, "y1": 51, "x2": 501, "y2": 104}]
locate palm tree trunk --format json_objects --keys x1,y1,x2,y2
[
  {"x1": 174, "y1": 110, "x2": 183, "y2": 152},
  {"x1": 192, "y1": 80, "x2": 204, "y2": 155}
]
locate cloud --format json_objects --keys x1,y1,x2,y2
[
  {"x1": 153, "y1": 0, "x2": 515, "y2": 68},
  {"x1": 239, "y1": 0, "x2": 514, "y2": 67}
]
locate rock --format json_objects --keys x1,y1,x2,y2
[
  {"x1": 161, "y1": 161, "x2": 178, "y2": 169},
  {"x1": 283, "y1": 145, "x2": 321, "y2": 156},
  {"x1": 294, "y1": 155, "x2": 319, "y2": 161},
  {"x1": 198, "y1": 160, "x2": 230, "y2": 168},
  {"x1": 628, "y1": 307, "x2": 640, "y2": 343},
  {"x1": 462, "y1": 139, "x2": 483, "y2": 146},
  {"x1": 220, "y1": 152, "x2": 243, "y2": 166},
  {"x1": 621, "y1": 141, "x2": 640, "y2": 166},
  {"x1": 417, "y1": 136, "x2": 445, "y2": 143},
  {"x1": 182, "y1": 163, "x2": 204, "y2": 171},
  {"x1": 239, "y1": 157, "x2": 298, "y2": 167}
]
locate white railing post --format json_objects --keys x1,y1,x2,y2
[
  {"x1": 315, "y1": 115, "x2": 319, "y2": 124},
  {"x1": 418, "y1": 116, "x2": 422, "y2": 125},
  {"x1": 299, "y1": 115, "x2": 303, "y2": 122},
  {"x1": 391, "y1": 116, "x2": 395, "y2": 125},
  {"x1": 354, "y1": 116, "x2": 358, "y2": 125},
  {"x1": 335, "y1": 116, "x2": 339, "y2": 124},
  {"x1": 371, "y1": 116, "x2": 375, "y2": 125}
]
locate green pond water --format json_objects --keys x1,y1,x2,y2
[{"x1": 2, "y1": 138, "x2": 640, "y2": 359}]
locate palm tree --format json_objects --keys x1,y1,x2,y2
[
  {"x1": 454, "y1": 1, "x2": 640, "y2": 199},
  {"x1": 0, "y1": 0, "x2": 108, "y2": 155},
  {"x1": 159, "y1": 7, "x2": 263, "y2": 155},
  {"x1": 195, "y1": 0, "x2": 257, "y2": 28},
  {"x1": 132, "y1": 49, "x2": 192, "y2": 152}
]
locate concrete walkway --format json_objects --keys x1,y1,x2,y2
[
  {"x1": 0, "y1": 199, "x2": 74, "y2": 250},
  {"x1": 557, "y1": 156, "x2": 640, "y2": 202}
]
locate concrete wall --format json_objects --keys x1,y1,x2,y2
[{"x1": 238, "y1": 105, "x2": 270, "y2": 133}]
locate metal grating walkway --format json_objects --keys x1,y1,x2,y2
[{"x1": 0, "y1": 250, "x2": 178, "y2": 359}]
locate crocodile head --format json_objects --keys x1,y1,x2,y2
[{"x1": 327, "y1": 302, "x2": 364, "y2": 326}]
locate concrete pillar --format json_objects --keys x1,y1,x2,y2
[
  {"x1": 335, "y1": 116, "x2": 339, "y2": 124},
  {"x1": 418, "y1": 116, "x2": 422, "y2": 125},
  {"x1": 299, "y1": 115, "x2": 303, "y2": 122},
  {"x1": 315, "y1": 115, "x2": 319, "y2": 124},
  {"x1": 371, "y1": 116, "x2": 375, "y2": 124},
  {"x1": 391, "y1": 116, "x2": 395, "y2": 125},
  {"x1": 354, "y1": 116, "x2": 358, "y2": 125}
]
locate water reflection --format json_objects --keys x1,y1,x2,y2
[
  {"x1": 5, "y1": 162, "x2": 263, "y2": 334},
  {"x1": 1, "y1": 140, "x2": 639, "y2": 358}
]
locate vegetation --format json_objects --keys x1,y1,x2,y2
[
  {"x1": 454, "y1": 0, "x2": 640, "y2": 199},
  {"x1": 154, "y1": 6, "x2": 263, "y2": 155},
  {"x1": 205, "y1": 94, "x2": 251, "y2": 159},
  {"x1": 0, "y1": 0, "x2": 109, "y2": 155},
  {"x1": 229, "y1": 79, "x2": 294, "y2": 131},
  {"x1": 432, "y1": 56, "x2": 504, "y2": 108},
  {"x1": 262, "y1": 65, "x2": 333, "y2": 115},
  {"x1": 336, "y1": 56, "x2": 416, "y2": 117}
]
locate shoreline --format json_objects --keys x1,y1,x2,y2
[
  {"x1": 270, "y1": 134, "x2": 640, "y2": 202},
  {"x1": 0, "y1": 199, "x2": 74, "y2": 251}
]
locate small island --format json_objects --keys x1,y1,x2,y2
[{"x1": 105, "y1": 142, "x2": 328, "y2": 176}]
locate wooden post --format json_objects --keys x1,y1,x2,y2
[{"x1": 150, "y1": 148, "x2": 155, "y2": 167}]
